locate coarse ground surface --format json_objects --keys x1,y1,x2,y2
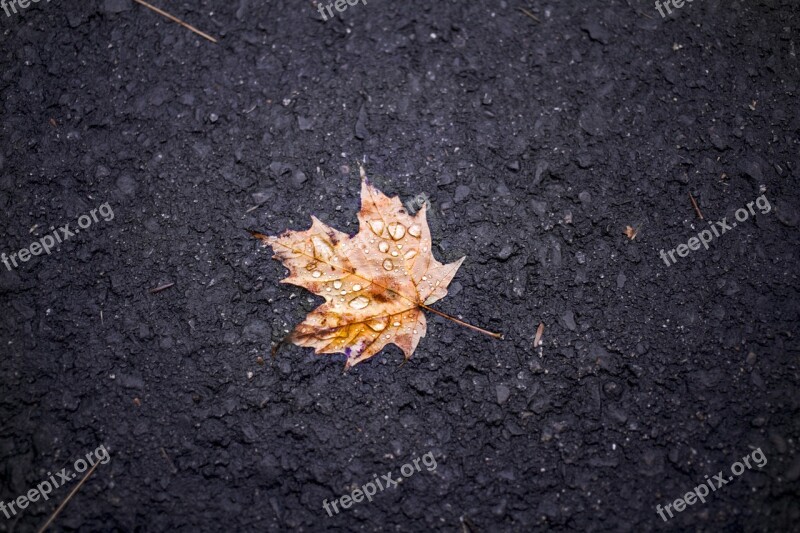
[{"x1": 1, "y1": 0, "x2": 799, "y2": 531}]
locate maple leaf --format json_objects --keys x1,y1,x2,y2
[{"x1": 251, "y1": 167, "x2": 501, "y2": 369}]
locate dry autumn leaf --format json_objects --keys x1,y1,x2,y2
[
  {"x1": 624, "y1": 225, "x2": 642, "y2": 240},
  {"x1": 251, "y1": 167, "x2": 501, "y2": 369}
]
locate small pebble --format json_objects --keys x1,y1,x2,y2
[
  {"x1": 497, "y1": 244, "x2": 514, "y2": 260},
  {"x1": 496, "y1": 384, "x2": 511, "y2": 405},
  {"x1": 561, "y1": 310, "x2": 576, "y2": 331},
  {"x1": 454, "y1": 185, "x2": 470, "y2": 203}
]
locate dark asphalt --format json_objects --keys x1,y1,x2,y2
[{"x1": 1, "y1": 0, "x2": 799, "y2": 531}]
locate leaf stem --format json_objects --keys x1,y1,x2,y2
[{"x1": 419, "y1": 303, "x2": 504, "y2": 339}]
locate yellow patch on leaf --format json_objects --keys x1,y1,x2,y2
[{"x1": 252, "y1": 168, "x2": 469, "y2": 369}]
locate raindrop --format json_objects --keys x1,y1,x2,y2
[
  {"x1": 352, "y1": 284, "x2": 362, "y2": 291},
  {"x1": 340, "y1": 290, "x2": 347, "y2": 295},
  {"x1": 404, "y1": 250, "x2": 417, "y2": 260},
  {"x1": 391, "y1": 251, "x2": 399, "y2": 257},
  {"x1": 312, "y1": 236, "x2": 334, "y2": 258},
  {"x1": 312, "y1": 271, "x2": 322, "y2": 278},
  {"x1": 367, "y1": 318, "x2": 387, "y2": 331},
  {"x1": 383, "y1": 259, "x2": 394, "y2": 271},
  {"x1": 392, "y1": 321, "x2": 400, "y2": 327},
  {"x1": 408, "y1": 224, "x2": 422, "y2": 237},
  {"x1": 388, "y1": 222, "x2": 406, "y2": 240},
  {"x1": 369, "y1": 220, "x2": 384, "y2": 235},
  {"x1": 349, "y1": 296, "x2": 370, "y2": 309},
  {"x1": 379, "y1": 241, "x2": 390, "y2": 253},
  {"x1": 333, "y1": 280, "x2": 342, "y2": 289}
]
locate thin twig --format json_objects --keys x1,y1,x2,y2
[
  {"x1": 149, "y1": 282, "x2": 175, "y2": 294},
  {"x1": 534, "y1": 322, "x2": 544, "y2": 348},
  {"x1": 132, "y1": 0, "x2": 218, "y2": 43},
  {"x1": 626, "y1": 0, "x2": 654, "y2": 19},
  {"x1": 460, "y1": 515, "x2": 478, "y2": 533},
  {"x1": 518, "y1": 7, "x2": 541, "y2": 23},
  {"x1": 37, "y1": 461, "x2": 101, "y2": 533},
  {"x1": 689, "y1": 192, "x2": 704, "y2": 220},
  {"x1": 160, "y1": 447, "x2": 178, "y2": 474}
]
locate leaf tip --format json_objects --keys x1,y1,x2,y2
[{"x1": 247, "y1": 229, "x2": 271, "y2": 244}]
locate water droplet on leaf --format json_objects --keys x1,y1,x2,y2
[
  {"x1": 349, "y1": 296, "x2": 370, "y2": 309},
  {"x1": 388, "y1": 222, "x2": 406, "y2": 240},
  {"x1": 369, "y1": 220, "x2": 384, "y2": 235}
]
